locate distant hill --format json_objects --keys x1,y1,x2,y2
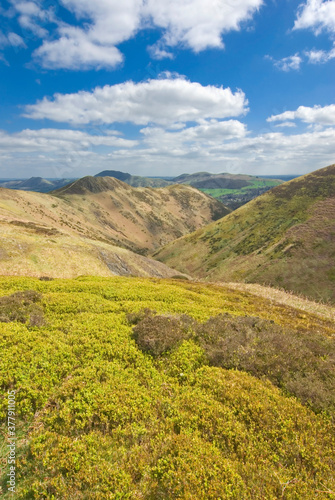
[
  {"x1": 0, "y1": 177, "x2": 75, "y2": 193},
  {"x1": 0, "y1": 171, "x2": 284, "y2": 210},
  {"x1": 95, "y1": 170, "x2": 171, "y2": 187},
  {"x1": 53, "y1": 176, "x2": 230, "y2": 253},
  {"x1": 154, "y1": 164, "x2": 335, "y2": 303},
  {"x1": 0, "y1": 176, "x2": 229, "y2": 277},
  {"x1": 171, "y1": 172, "x2": 284, "y2": 209}
]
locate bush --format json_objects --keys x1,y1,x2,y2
[
  {"x1": 0, "y1": 290, "x2": 45, "y2": 327},
  {"x1": 131, "y1": 310, "x2": 194, "y2": 356},
  {"x1": 131, "y1": 310, "x2": 335, "y2": 414}
]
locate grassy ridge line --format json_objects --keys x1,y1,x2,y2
[
  {"x1": 154, "y1": 164, "x2": 335, "y2": 303},
  {"x1": 222, "y1": 282, "x2": 335, "y2": 323},
  {"x1": 0, "y1": 276, "x2": 334, "y2": 498},
  {"x1": 0, "y1": 224, "x2": 185, "y2": 279}
]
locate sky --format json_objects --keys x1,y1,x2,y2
[{"x1": 0, "y1": 0, "x2": 334, "y2": 179}]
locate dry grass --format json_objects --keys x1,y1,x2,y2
[
  {"x1": 224, "y1": 282, "x2": 335, "y2": 323},
  {"x1": 0, "y1": 223, "x2": 184, "y2": 279}
]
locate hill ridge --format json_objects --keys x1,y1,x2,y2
[{"x1": 154, "y1": 163, "x2": 335, "y2": 303}]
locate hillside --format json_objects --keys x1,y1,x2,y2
[
  {"x1": 52, "y1": 176, "x2": 230, "y2": 253},
  {"x1": 154, "y1": 164, "x2": 335, "y2": 303},
  {"x1": 95, "y1": 170, "x2": 171, "y2": 187},
  {"x1": 0, "y1": 177, "x2": 228, "y2": 277},
  {"x1": 0, "y1": 177, "x2": 75, "y2": 193},
  {"x1": 0, "y1": 276, "x2": 334, "y2": 498},
  {"x1": 172, "y1": 172, "x2": 284, "y2": 209}
]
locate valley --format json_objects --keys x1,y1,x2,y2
[{"x1": 155, "y1": 164, "x2": 335, "y2": 303}]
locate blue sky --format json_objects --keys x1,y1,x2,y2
[{"x1": 0, "y1": 0, "x2": 334, "y2": 178}]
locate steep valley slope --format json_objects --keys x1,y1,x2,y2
[
  {"x1": 0, "y1": 176, "x2": 228, "y2": 278},
  {"x1": 154, "y1": 164, "x2": 335, "y2": 303}
]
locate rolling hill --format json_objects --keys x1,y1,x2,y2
[
  {"x1": 52, "y1": 176, "x2": 230, "y2": 253},
  {"x1": 0, "y1": 176, "x2": 228, "y2": 278},
  {"x1": 0, "y1": 177, "x2": 75, "y2": 193},
  {"x1": 95, "y1": 170, "x2": 171, "y2": 187},
  {"x1": 154, "y1": 164, "x2": 335, "y2": 303}
]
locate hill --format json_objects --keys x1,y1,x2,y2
[
  {"x1": 52, "y1": 176, "x2": 230, "y2": 253},
  {"x1": 0, "y1": 177, "x2": 228, "y2": 277},
  {"x1": 95, "y1": 170, "x2": 171, "y2": 187},
  {"x1": 172, "y1": 172, "x2": 284, "y2": 209},
  {"x1": 154, "y1": 164, "x2": 335, "y2": 303},
  {"x1": 0, "y1": 177, "x2": 75, "y2": 193},
  {"x1": 0, "y1": 276, "x2": 334, "y2": 498}
]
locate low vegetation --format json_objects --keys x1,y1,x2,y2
[
  {"x1": 131, "y1": 309, "x2": 335, "y2": 414},
  {"x1": 155, "y1": 164, "x2": 335, "y2": 303},
  {"x1": 0, "y1": 276, "x2": 334, "y2": 499}
]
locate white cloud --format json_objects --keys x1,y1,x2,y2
[
  {"x1": 7, "y1": 32, "x2": 26, "y2": 47},
  {"x1": 274, "y1": 122, "x2": 297, "y2": 128},
  {"x1": 267, "y1": 53, "x2": 302, "y2": 71},
  {"x1": 305, "y1": 44, "x2": 335, "y2": 63},
  {"x1": 147, "y1": 43, "x2": 174, "y2": 60},
  {"x1": 0, "y1": 128, "x2": 138, "y2": 153},
  {"x1": 144, "y1": 0, "x2": 263, "y2": 52},
  {"x1": 7, "y1": 0, "x2": 263, "y2": 69},
  {"x1": 294, "y1": 0, "x2": 335, "y2": 35},
  {"x1": 11, "y1": 0, "x2": 55, "y2": 37},
  {"x1": 267, "y1": 104, "x2": 335, "y2": 126},
  {"x1": 34, "y1": 26, "x2": 123, "y2": 70},
  {"x1": 24, "y1": 77, "x2": 248, "y2": 126},
  {"x1": 1, "y1": 123, "x2": 334, "y2": 179}
]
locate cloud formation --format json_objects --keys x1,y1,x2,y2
[
  {"x1": 5, "y1": 0, "x2": 263, "y2": 69},
  {"x1": 268, "y1": 53, "x2": 302, "y2": 72},
  {"x1": 267, "y1": 104, "x2": 335, "y2": 126},
  {"x1": 24, "y1": 77, "x2": 249, "y2": 125},
  {"x1": 0, "y1": 123, "x2": 334, "y2": 179},
  {"x1": 305, "y1": 44, "x2": 335, "y2": 63},
  {"x1": 294, "y1": 0, "x2": 335, "y2": 35}
]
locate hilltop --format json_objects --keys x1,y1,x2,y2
[
  {"x1": 0, "y1": 276, "x2": 334, "y2": 498},
  {"x1": 52, "y1": 176, "x2": 230, "y2": 253},
  {"x1": 95, "y1": 170, "x2": 171, "y2": 187},
  {"x1": 154, "y1": 164, "x2": 335, "y2": 303},
  {"x1": 0, "y1": 176, "x2": 228, "y2": 278},
  {"x1": 0, "y1": 177, "x2": 75, "y2": 193},
  {"x1": 0, "y1": 170, "x2": 283, "y2": 209}
]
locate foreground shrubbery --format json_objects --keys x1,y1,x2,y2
[
  {"x1": 131, "y1": 310, "x2": 335, "y2": 414},
  {"x1": 0, "y1": 276, "x2": 334, "y2": 499},
  {"x1": 0, "y1": 290, "x2": 45, "y2": 327}
]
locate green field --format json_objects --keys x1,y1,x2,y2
[
  {"x1": 199, "y1": 179, "x2": 282, "y2": 198},
  {"x1": 1, "y1": 276, "x2": 334, "y2": 499}
]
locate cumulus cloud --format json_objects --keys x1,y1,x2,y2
[
  {"x1": 24, "y1": 78, "x2": 248, "y2": 126},
  {"x1": 294, "y1": 0, "x2": 335, "y2": 35},
  {"x1": 34, "y1": 26, "x2": 124, "y2": 70},
  {"x1": 11, "y1": 0, "x2": 56, "y2": 38},
  {"x1": 0, "y1": 128, "x2": 138, "y2": 153},
  {"x1": 144, "y1": 0, "x2": 263, "y2": 52},
  {"x1": 267, "y1": 104, "x2": 335, "y2": 126},
  {"x1": 1, "y1": 123, "x2": 334, "y2": 179},
  {"x1": 266, "y1": 53, "x2": 302, "y2": 71},
  {"x1": 305, "y1": 44, "x2": 335, "y2": 63},
  {"x1": 6, "y1": 0, "x2": 263, "y2": 69}
]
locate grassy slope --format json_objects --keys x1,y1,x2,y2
[
  {"x1": 54, "y1": 177, "x2": 230, "y2": 253},
  {"x1": 0, "y1": 176, "x2": 229, "y2": 278},
  {"x1": 0, "y1": 177, "x2": 229, "y2": 254},
  {"x1": 0, "y1": 276, "x2": 334, "y2": 499},
  {"x1": 154, "y1": 164, "x2": 335, "y2": 303}
]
